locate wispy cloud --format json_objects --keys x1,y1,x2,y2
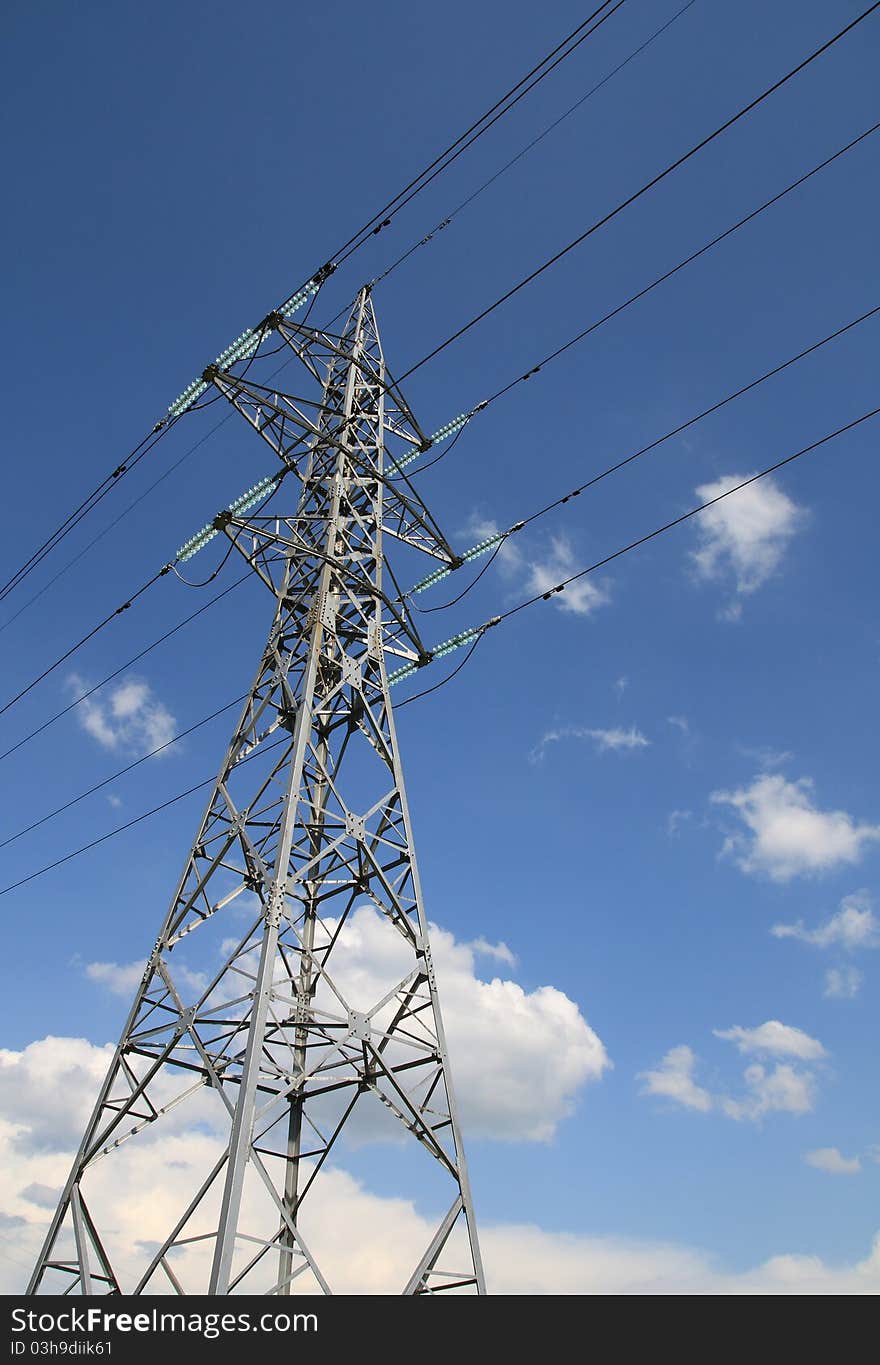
[
  {"x1": 529, "y1": 725, "x2": 650, "y2": 764},
  {"x1": 804, "y1": 1147, "x2": 861, "y2": 1175},
  {"x1": 465, "y1": 517, "x2": 610, "y2": 618},
  {"x1": 771, "y1": 892, "x2": 879, "y2": 950},
  {"x1": 824, "y1": 966, "x2": 863, "y2": 1000}
]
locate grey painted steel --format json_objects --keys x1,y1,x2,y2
[{"x1": 29, "y1": 289, "x2": 485, "y2": 1296}]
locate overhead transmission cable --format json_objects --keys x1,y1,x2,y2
[
  {"x1": 1, "y1": 131, "x2": 876, "y2": 733},
  {"x1": 0, "y1": 574, "x2": 250, "y2": 765},
  {"x1": 3, "y1": 303, "x2": 877, "y2": 836},
  {"x1": 3, "y1": 401, "x2": 877, "y2": 898},
  {"x1": 397, "y1": 1, "x2": 880, "y2": 382},
  {"x1": 4, "y1": 5, "x2": 872, "y2": 630},
  {"x1": 372, "y1": 0, "x2": 700, "y2": 290},
  {"x1": 0, "y1": 4, "x2": 625, "y2": 605}
]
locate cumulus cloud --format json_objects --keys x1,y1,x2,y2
[
  {"x1": 640, "y1": 1022, "x2": 825, "y2": 1124},
  {"x1": 824, "y1": 966, "x2": 863, "y2": 1000},
  {"x1": 321, "y1": 908, "x2": 610, "y2": 1141},
  {"x1": 720, "y1": 1064, "x2": 816, "y2": 1122},
  {"x1": 690, "y1": 474, "x2": 805, "y2": 605},
  {"x1": 3, "y1": 1035, "x2": 880, "y2": 1295},
  {"x1": 772, "y1": 892, "x2": 879, "y2": 950},
  {"x1": 83, "y1": 909, "x2": 608, "y2": 1145},
  {"x1": 713, "y1": 1021, "x2": 825, "y2": 1061},
  {"x1": 67, "y1": 674, "x2": 177, "y2": 756},
  {"x1": 805, "y1": 1147, "x2": 861, "y2": 1175},
  {"x1": 638, "y1": 1045, "x2": 713, "y2": 1113},
  {"x1": 529, "y1": 724, "x2": 649, "y2": 764},
  {"x1": 711, "y1": 774, "x2": 880, "y2": 882}
]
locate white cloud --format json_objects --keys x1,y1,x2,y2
[
  {"x1": 82, "y1": 910, "x2": 608, "y2": 1146},
  {"x1": 465, "y1": 518, "x2": 609, "y2": 618},
  {"x1": 805, "y1": 1147, "x2": 861, "y2": 1175},
  {"x1": 3, "y1": 1035, "x2": 880, "y2": 1295},
  {"x1": 638, "y1": 1045, "x2": 713, "y2": 1113},
  {"x1": 711, "y1": 774, "x2": 880, "y2": 882},
  {"x1": 691, "y1": 473, "x2": 805, "y2": 602},
  {"x1": 85, "y1": 958, "x2": 207, "y2": 999},
  {"x1": 667, "y1": 809, "x2": 692, "y2": 836},
  {"x1": 667, "y1": 715, "x2": 690, "y2": 734},
  {"x1": 524, "y1": 535, "x2": 610, "y2": 617},
  {"x1": 713, "y1": 1021, "x2": 825, "y2": 1061},
  {"x1": 641, "y1": 1023, "x2": 824, "y2": 1123},
  {"x1": 824, "y1": 966, "x2": 863, "y2": 1000},
  {"x1": 465, "y1": 937, "x2": 517, "y2": 968},
  {"x1": 615, "y1": 675, "x2": 629, "y2": 694},
  {"x1": 67, "y1": 674, "x2": 177, "y2": 756},
  {"x1": 320, "y1": 909, "x2": 610, "y2": 1142},
  {"x1": 721, "y1": 1064, "x2": 816, "y2": 1122},
  {"x1": 772, "y1": 892, "x2": 879, "y2": 950},
  {"x1": 529, "y1": 724, "x2": 649, "y2": 764}
]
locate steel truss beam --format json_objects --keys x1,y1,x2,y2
[{"x1": 29, "y1": 288, "x2": 485, "y2": 1296}]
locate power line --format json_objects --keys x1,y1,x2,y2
[
  {"x1": 5, "y1": 300, "x2": 876, "y2": 839},
  {"x1": 398, "y1": 2, "x2": 880, "y2": 382},
  {"x1": 510, "y1": 303, "x2": 880, "y2": 535},
  {"x1": 326, "y1": 2, "x2": 625, "y2": 270},
  {"x1": 0, "y1": 412, "x2": 234, "y2": 637},
  {"x1": 7, "y1": 98, "x2": 872, "y2": 660},
  {"x1": 0, "y1": 420, "x2": 177, "y2": 607},
  {"x1": 479, "y1": 122, "x2": 880, "y2": 407},
  {"x1": 4, "y1": 404, "x2": 877, "y2": 896},
  {"x1": 372, "y1": 0, "x2": 700, "y2": 289},
  {"x1": 0, "y1": 695, "x2": 248, "y2": 851},
  {"x1": 0, "y1": 5, "x2": 625, "y2": 608},
  {"x1": 8, "y1": 78, "x2": 874, "y2": 674},
  {"x1": 0, "y1": 574, "x2": 249, "y2": 765},
  {"x1": 492, "y1": 405, "x2": 880, "y2": 624},
  {"x1": 0, "y1": 565, "x2": 172, "y2": 720}
]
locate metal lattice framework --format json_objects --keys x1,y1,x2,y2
[{"x1": 29, "y1": 289, "x2": 485, "y2": 1296}]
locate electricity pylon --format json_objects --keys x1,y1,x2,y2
[{"x1": 29, "y1": 287, "x2": 485, "y2": 1296}]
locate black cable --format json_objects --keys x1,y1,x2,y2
[
  {"x1": 514, "y1": 301, "x2": 880, "y2": 529},
  {"x1": 0, "y1": 573, "x2": 249, "y2": 765},
  {"x1": 0, "y1": 732, "x2": 287, "y2": 898},
  {"x1": 395, "y1": 634, "x2": 486, "y2": 710},
  {"x1": 392, "y1": 423, "x2": 469, "y2": 479},
  {"x1": 0, "y1": 343, "x2": 304, "y2": 639},
  {"x1": 0, "y1": 413, "x2": 237, "y2": 637},
  {"x1": 329, "y1": 3, "x2": 624, "y2": 269},
  {"x1": 0, "y1": 694, "x2": 249, "y2": 852},
  {"x1": 413, "y1": 541, "x2": 506, "y2": 612},
  {"x1": 0, "y1": 565, "x2": 173, "y2": 720},
  {"x1": 6, "y1": 404, "x2": 878, "y2": 891},
  {"x1": 0, "y1": 6, "x2": 624, "y2": 608},
  {"x1": 373, "y1": 0, "x2": 699, "y2": 289},
  {"x1": 398, "y1": 2, "x2": 880, "y2": 382},
  {"x1": 7, "y1": 121, "x2": 875, "y2": 728},
  {"x1": 493, "y1": 404, "x2": 880, "y2": 624},
  {"x1": 397, "y1": 300, "x2": 880, "y2": 617},
  {"x1": 0, "y1": 420, "x2": 178, "y2": 606}
]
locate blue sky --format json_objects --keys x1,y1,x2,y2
[{"x1": 1, "y1": 0, "x2": 879, "y2": 1292}]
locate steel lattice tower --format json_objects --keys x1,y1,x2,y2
[{"x1": 29, "y1": 288, "x2": 485, "y2": 1296}]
